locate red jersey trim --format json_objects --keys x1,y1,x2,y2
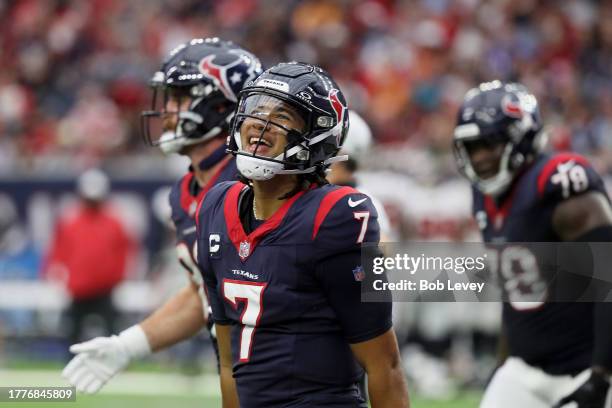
[
  {"x1": 179, "y1": 172, "x2": 195, "y2": 214},
  {"x1": 537, "y1": 153, "x2": 589, "y2": 197},
  {"x1": 483, "y1": 178, "x2": 523, "y2": 231},
  {"x1": 224, "y1": 183, "x2": 306, "y2": 261},
  {"x1": 192, "y1": 157, "x2": 233, "y2": 229},
  {"x1": 312, "y1": 186, "x2": 359, "y2": 240}
]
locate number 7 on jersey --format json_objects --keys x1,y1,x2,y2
[
  {"x1": 222, "y1": 279, "x2": 267, "y2": 362},
  {"x1": 353, "y1": 211, "x2": 370, "y2": 244}
]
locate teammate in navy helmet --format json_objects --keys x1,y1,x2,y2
[
  {"x1": 63, "y1": 38, "x2": 262, "y2": 394},
  {"x1": 454, "y1": 80, "x2": 612, "y2": 408}
]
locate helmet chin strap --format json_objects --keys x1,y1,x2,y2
[
  {"x1": 158, "y1": 131, "x2": 184, "y2": 154},
  {"x1": 236, "y1": 155, "x2": 283, "y2": 181},
  {"x1": 198, "y1": 144, "x2": 228, "y2": 171}
]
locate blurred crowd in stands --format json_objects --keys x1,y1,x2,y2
[
  {"x1": 1, "y1": 2, "x2": 611, "y2": 389},
  {"x1": 1, "y1": 0, "x2": 611, "y2": 176}
]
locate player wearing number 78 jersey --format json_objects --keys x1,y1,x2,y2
[
  {"x1": 453, "y1": 81, "x2": 612, "y2": 408},
  {"x1": 196, "y1": 62, "x2": 409, "y2": 407}
]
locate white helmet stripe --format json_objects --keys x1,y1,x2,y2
[
  {"x1": 308, "y1": 122, "x2": 342, "y2": 146},
  {"x1": 273, "y1": 144, "x2": 304, "y2": 161},
  {"x1": 324, "y1": 155, "x2": 348, "y2": 165},
  {"x1": 179, "y1": 111, "x2": 203, "y2": 124},
  {"x1": 454, "y1": 123, "x2": 480, "y2": 140}
]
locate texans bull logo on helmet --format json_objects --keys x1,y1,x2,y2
[
  {"x1": 328, "y1": 89, "x2": 347, "y2": 148},
  {"x1": 199, "y1": 53, "x2": 260, "y2": 103}
]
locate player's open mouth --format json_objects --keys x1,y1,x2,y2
[
  {"x1": 247, "y1": 135, "x2": 275, "y2": 154},
  {"x1": 249, "y1": 137, "x2": 273, "y2": 147}
]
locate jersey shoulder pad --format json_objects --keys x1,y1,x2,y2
[
  {"x1": 536, "y1": 152, "x2": 604, "y2": 202},
  {"x1": 168, "y1": 173, "x2": 195, "y2": 220},
  {"x1": 195, "y1": 180, "x2": 238, "y2": 229},
  {"x1": 312, "y1": 185, "x2": 379, "y2": 251}
]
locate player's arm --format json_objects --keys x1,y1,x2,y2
[
  {"x1": 215, "y1": 324, "x2": 239, "y2": 408},
  {"x1": 141, "y1": 238, "x2": 209, "y2": 351},
  {"x1": 62, "y1": 269, "x2": 208, "y2": 394},
  {"x1": 552, "y1": 188, "x2": 612, "y2": 375},
  {"x1": 63, "y1": 187, "x2": 212, "y2": 393},
  {"x1": 552, "y1": 191, "x2": 612, "y2": 407},
  {"x1": 194, "y1": 196, "x2": 239, "y2": 406},
  {"x1": 140, "y1": 181, "x2": 208, "y2": 350},
  {"x1": 202, "y1": 270, "x2": 238, "y2": 407},
  {"x1": 316, "y1": 250, "x2": 409, "y2": 407},
  {"x1": 552, "y1": 191, "x2": 612, "y2": 242},
  {"x1": 313, "y1": 190, "x2": 409, "y2": 405},
  {"x1": 314, "y1": 191, "x2": 409, "y2": 407},
  {"x1": 350, "y1": 329, "x2": 410, "y2": 408},
  {"x1": 140, "y1": 280, "x2": 206, "y2": 351}
]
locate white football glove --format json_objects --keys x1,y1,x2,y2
[{"x1": 62, "y1": 325, "x2": 151, "y2": 394}]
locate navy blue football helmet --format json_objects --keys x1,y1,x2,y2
[
  {"x1": 453, "y1": 80, "x2": 546, "y2": 195},
  {"x1": 227, "y1": 62, "x2": 350, "y2": 180},
  {"x1": 141, "y1": 38, "x2": 262, "y2": 155}
]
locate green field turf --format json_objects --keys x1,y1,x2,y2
[
  {"x1": 10, "y1": 392, "x2": 482, "y2": 408},
  {"x1": 1, "y1": 364, "x2": 482, "y2": 408}
]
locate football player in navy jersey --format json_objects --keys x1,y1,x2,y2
[
  {"x1": 453, "y1": 80, "x2": 612, "y2": 408},
  {"x1": 62, "y1": 38, "x2": 262, "y2": 394},
  {"x1": 196, "y1": 62, "x2": 409, "y2": 408}
]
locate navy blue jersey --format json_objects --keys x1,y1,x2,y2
[
  {"x1": 168, "y1": 157, "x2": 237, "y2": 283},
  {"x1": 197, "y1": 182, "x2": 392, "y2": 408},
  {"x1": 473, "y1": 152, "x2": 609, "y2": 374}
]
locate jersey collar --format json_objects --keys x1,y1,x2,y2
[{"x1": 224, "y1": 182, "x2": 306, "y2": 261}]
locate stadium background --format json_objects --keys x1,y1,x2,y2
[{"x1": 0, "y1": 0, "x2": 611, "y2": 406}]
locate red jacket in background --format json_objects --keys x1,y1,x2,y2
[{"x1": 45, "y1": 204, "x2": 135, "y2": 300}]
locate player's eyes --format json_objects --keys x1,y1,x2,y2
[
  {"x1": 464, "y1": 139, "x2": 498, "y2": 152},
  {"x1": 273, "y1": 114, "x2": 292, "y2": 122}
]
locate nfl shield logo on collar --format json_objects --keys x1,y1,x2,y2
[
  {"x1": 239, "y1": 240, "x2": 251, "y2": 259},
  {"x1": 352, "y1": 265, "x2": 365, "y2": 282}
]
